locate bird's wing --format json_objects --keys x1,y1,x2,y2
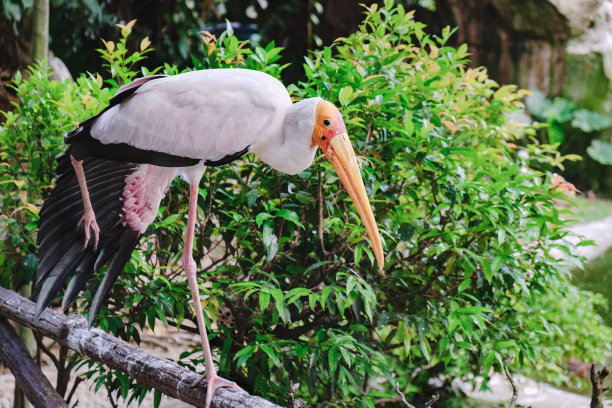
[
  {"x1": 66, "y1": 74, "x2": 203, "y2": 167},
  {"x1": 35, "y1": 157, "x2": 174, "y2": 326},
  {"x1": 89, "y1": 69, "x2": 292, "y2": 162}
]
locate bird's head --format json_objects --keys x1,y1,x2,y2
[{"x1": 311, "y1": 100, "x2": 384, "y2": 271}]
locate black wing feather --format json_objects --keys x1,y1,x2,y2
[
  {"x1": 35, "y1": 155, "x2": 143, "y2": 324},
  {"x1": 87, "y1": 229, "x2": 140, "y2": 327}
]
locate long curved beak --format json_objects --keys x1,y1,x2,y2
[{"x1": 326, "y1": 133, "x2": 384, "y2": 271}]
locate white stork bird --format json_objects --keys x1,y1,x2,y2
[{"x1": 35, "y1": 68, "x2": 384, "y2": 406}]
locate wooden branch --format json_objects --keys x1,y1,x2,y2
[
  {"x1": 590, "y1": 363, "x2": 610, "y2": 408},
  {"x1": 0, "y1": 316, "x2": 68, "y2": 407},
  {"x1": 394, "y1": 380, "x2": 415, "y2": 408},
  {"x1": 503, "y1": 355, "x2": 518, "y2": 408},
  {"x1": 0, "y1": 286, "x2": 281, "y2": 408}
]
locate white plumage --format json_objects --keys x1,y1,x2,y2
[{"x1": 91, "y1": 69, "x2": 295, "y2": 164}]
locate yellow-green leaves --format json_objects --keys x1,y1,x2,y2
[
  {"x1": 139, "y1": 36, "x2": 151, "y2": 52},
  {"x1": 338, "y1": 86, "x2": 355, "y2": 106},
  {"x1": 116, "y1": 19, "x2": 136, "y2": 37},
  {"x1": 97, "y1": 20, "x2": 152, "y2": 87}
]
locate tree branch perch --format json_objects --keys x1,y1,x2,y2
[
  {"x1": 0, "y1": 316, "x2": 67, "y2": 407},
  {"x1": 0, "y1": 286, "x2": 281, "y2": 408}
]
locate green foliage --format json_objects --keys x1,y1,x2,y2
[
  {"x1": 526, "y1": 88, "x2": 612, "y2": 167},
  {"x1": 193, "y1": 23, "x2": 288, "y2": 78},
  {"x1": 2, "y1": 0, "x2": 33, "y2": 28},
  {"x1": 0, "y1": 62, "x2": 111, "y2": 291},
  {"x1": 1, "y1": 2, "x2": 611, "y2": 407},
  {"x1": 97, "y1": 19, "x2": 153, "y2": 87},
  {"x1": 48, "y1": 0, "x2": 207, "y2": 75},
  {"x1": 586, "y1": 139, "x2": 612, "y2": 165}
]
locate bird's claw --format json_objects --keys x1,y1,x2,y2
[
  {"x1": 192, "y1": 373, "x2": 246, "y2": 408},
  {"x1": 77, "y1": 210, "x2": 100, "y2": 251}
]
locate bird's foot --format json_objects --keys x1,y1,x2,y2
[
  {"x1": 77, "y1": 210, "x2": 100, "y2": 251},
  {"x1": 192, "y1": 372, "x2": 246, "y2": 408}
]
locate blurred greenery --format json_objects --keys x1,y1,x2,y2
[
  {"x1": 526, "y1": 88, "x2": 612, "y2": 146},
  {"x1": 1, "y1": 1, "x2": 611, "y2": 407},
  {"x1": 567, "y1": 197, "x2": 612, "y2": 223},
  {"x1": 575, "y1": 248, "x2": 612, "y2": 327},
  {"x1": 525, "y1": 88, "x2": 612, "y2": 193},
  {"x1": 2, "y1": 0, "x2": 327, "y2": 83}
]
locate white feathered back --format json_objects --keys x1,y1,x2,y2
[{"x1": 91, "y1": 69, "x2": 292, "y2": 162}]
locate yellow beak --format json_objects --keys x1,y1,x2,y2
[{"x1": 325, "y1": 133, "x2": 384, "y2": 271}]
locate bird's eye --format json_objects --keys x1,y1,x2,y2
[
  {"x1": 323, "y1": 119, "x2": 331, "y2": 128},
  {"x1": 321, "y1": 136, "x2": 326, "y2": 140}
]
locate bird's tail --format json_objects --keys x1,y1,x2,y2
[{"x1": 35, "y1": 155, "x2": 142, "y2": 326}]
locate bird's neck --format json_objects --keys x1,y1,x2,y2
[{"x1": 253, "y1": 98, "x2": 320, "y2": 175}]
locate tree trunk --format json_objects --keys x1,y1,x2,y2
[{"x1": 31, "y1": 0, "x2": 49, "y2": 61}]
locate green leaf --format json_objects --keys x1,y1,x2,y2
[
  {"x1": 587, "y1": 139, "x2": 612, "y2": 165},
  {"x1": 256, "y1": 212, "x2": 273, "y2": 227},
  {"x1": 456, "y1": 341, "x2": 476, "y2": 350},
  {"x1": 262, "y1": 222, "x2": 278, "y2": 262},
  {"x1": 159, "y1": 213, "x2": 180, "y2": 227},
  {"x1": 354, "y1": 244, "x2": 363, "y2": 265},
  {"x1": 494, "y1": 340, "x2": 517, "y2": 350},
  {"x1": 338, "y1": 86, "x2": 354, "y2": 106},
  {"x1": 328, "y1": 347, "x2": 341, "y2": 375},
  {"x1": 546, "y1": 97, "x2": 575, "y2": 123},
  {"x1": 275, "y1": 209, "x2": 304, "y2": 228},
  {"x1": 571, "y1": 109, "x2": 612, "y2": 132},
  {"x1": 269, "y1": 288, "x2": 285, "y2": 320},
  {"x1": 153, "y1": 390, "x2": 162, "y2": 408},
  {"x1": 22, "y1": 253, "x2": 38, "y2": 282},
  {"x1": 234, "y1": 346, "x2": 255, "y2": 367},
  {"x1": 547, "y1": 121, "x2": 565, "y2": 144},
  {"x1": 247, "y1": 189, "x2": 259, "y2": 207},
  {"x1": 525, "y1": 88, "x2": 550, "y2": 118},
  {"x1": 259, "y1": 290, "x2": 270, "y2": 311}
]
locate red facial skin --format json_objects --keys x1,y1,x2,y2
[{"x1": 312, "y1": 100, "x2": 347, "y2": 154}]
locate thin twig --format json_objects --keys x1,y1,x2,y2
[
  {"x1": 394, "y1": 380, "x2": 416, "y2": 408},
  {"x1": 317, "y1": 168, "x2": 329, "y2": 257},
  {"x1": 360, "y1": 122, "x2": 373, "y2": 156},
  {"x1": 504, "y1": 355, "x2": 518, "y2": 408},
  {"x1": 286, "y1": 381, "x2": 304, "y2": 408},
  {"x1": 65, "y1": 376, "x2": 83, "y2": 405},
  {"x1": 409, "y1": 360, "x2": 437, "y2": 382},
  {"x1": 424, "y1": 394, "x2": 439, "y2": 407},
  {"x1": 33, "y1": 332, "x2": 59, "y2": 367}
]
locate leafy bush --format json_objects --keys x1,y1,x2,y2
[
  {"x1": 1, "y1": 2, "x2": 611, "y2": 406},
  {"x1": 0, "y1": 64, "x2": 112, "y2": 291},
  {"x1": 526, "y1": 88, "x2": 612, "y2": 192},
  {"x1": 526, "y1": 89, "x2": 612, "y2": 144}
]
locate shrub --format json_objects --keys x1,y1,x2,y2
[{"x1": 1, "y1": 2, "x2": 610, "y2": 406}]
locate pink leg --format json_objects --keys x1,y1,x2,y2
[
  {"x1": 182, "y1": 182, "x2": 244, "y2": 408},
  {"x1": 71, "y1": 155, "x2": 100, "y2": 251}
]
